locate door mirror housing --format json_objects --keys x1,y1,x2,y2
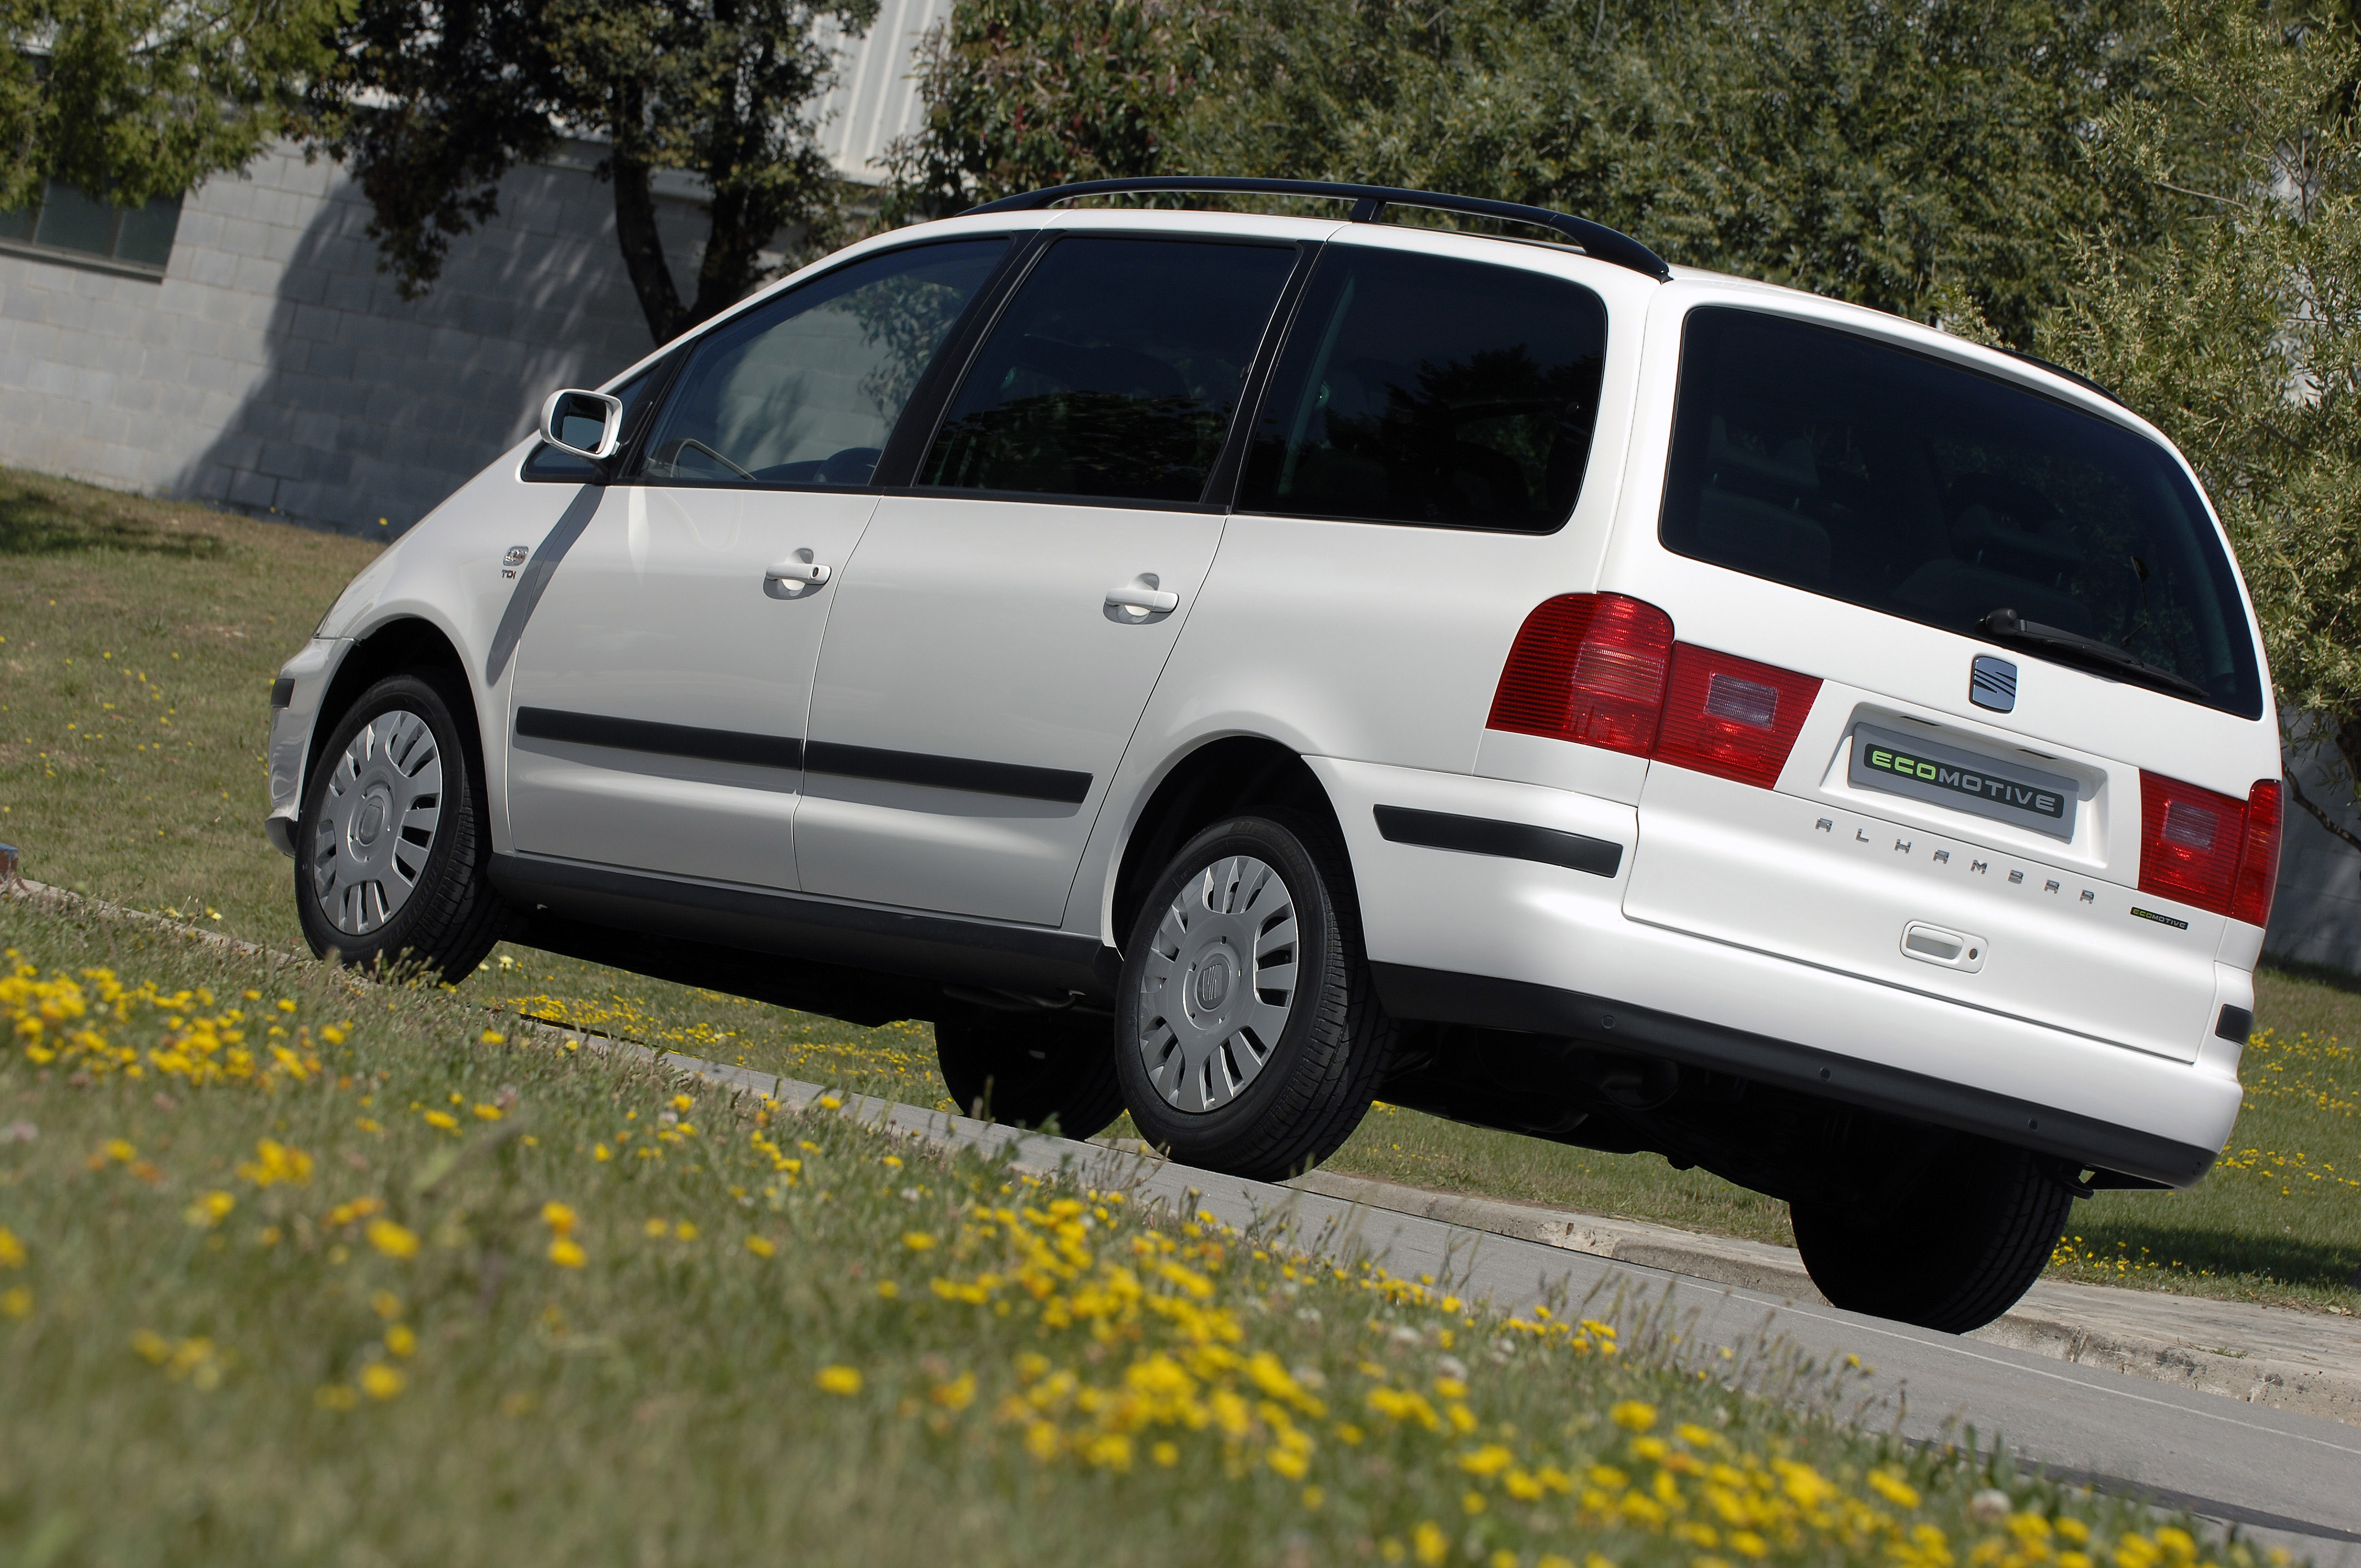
[{"x1": 540, "y1": 388, "x2": 624, "y2": 460}]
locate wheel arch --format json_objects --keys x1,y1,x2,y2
[
  {"x1": 1107, "y1": 735, "x2": 1350, "y2": 956},
  {"x1": 306, "y1": 616, "x2": 483, "y2": 806}
]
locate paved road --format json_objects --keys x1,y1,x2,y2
[{"x1": 602, "y1": 1039, "x2": 2361, "y2": 1562}]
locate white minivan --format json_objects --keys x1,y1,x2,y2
[{"x1": 265, "y1": 178, "x2": 2281, "y2": 1333}]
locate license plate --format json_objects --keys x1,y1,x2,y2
[{"x1": 1848, "y1": 723, "x2": 2079, "y2": 841}]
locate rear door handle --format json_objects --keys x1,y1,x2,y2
[{"x1": 766, "y1": 559, "x2": 831, "y2": 585}]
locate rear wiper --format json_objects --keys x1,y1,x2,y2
[{"x1": 1979, "y1": 608, "x2": 2211, "y2": 702}]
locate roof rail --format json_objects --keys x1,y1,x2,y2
[{"x1": 962, "y1": 177, "x2": 1673, "y2": 283}]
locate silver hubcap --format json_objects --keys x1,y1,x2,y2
[
  {"x1": 1135, "y1": 854, "x2": 1300, "y2": 1113},
  {"x1": 309, "y1": 707, "x2": 443, "y2": 937}
]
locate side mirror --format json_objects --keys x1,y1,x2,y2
[{"x1": 539, "y1": 388, "x2": 624, "y2": 460}]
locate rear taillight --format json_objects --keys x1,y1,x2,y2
[
  {"x1": 2139, "y1": 772, "x2": 2283, "y2": 926},
  {"x1": 1655, "y1": 644, "x2": 1824, "y2": 789},
  {"x1": 1488, "y1": 594, "x2": 1674, "y2": 756},
  {"x1": 1488, "y1": 594, "x2": 1818, "y2": 787}
]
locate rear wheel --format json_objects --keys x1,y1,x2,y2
[
  {"x1": 1790, "y1": 1139, "x2": 2072, "y2": 1333},
  {"x1": 295, "y1": 671, "x2": 507, "y2": 983},
  {"x1": 934, "y1": 1005, "x2": 1123, "y2": 1138},
  {"x1": 1114, "y1": 812, "x2": 1391, "y2": 1180}
]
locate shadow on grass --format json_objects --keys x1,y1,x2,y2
[
  {"x1": 2260, "y1": 956, "x2": 2361, "y2": 998},
  {"x1": 2065, "y1": 1215, "x2": 2360, "y2": 1293},
  {"x1": 0, "y1": 480, "x2": 229, "y2": 559}
]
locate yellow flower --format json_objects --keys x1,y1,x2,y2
[
  {"x1": 1, "y1": 1288, "x2": 30, "y2": 1319},
  {"x1": 548, "y1": 1238, "x2": 587, "y2": 1269},
  {"x1": 671, "y1": 1094, "x2": 694, "y2": 1112},
  {"x1": 902, "y1": 1232, "x2": 935, "y2": 1251},
  {"x1": 360, "y1": 1363, "x2": 406, "y2": 1400},
  {"x1": 472, "y1": 1103, "x2": 502, "y2": 1120},
  {"x1": 422, "y1": 1110, "x2": 458, "y2": 1131},
  {"x1": 102, "y1": 1137, "x2": 136, "y2": 1163},
  {"x1": 1152, "y1": 1441, "x2": 1179, "y2": 1467},
  {"x1": 1302, "y1": 1485, "x2": 1325, "y2": 1510},
  {"x1": 371, "y1": 1291, "x2": 402, "y2": 1320},
  {"x1": 366, "y1": 1219, "x2": 420, "y2": 1259},
  {"x1": 1610, "y1": 1399, "x2": 1658, "y2": 1432},
  {"x1": 674, "y1": 1222, "x2": 698, "y2": 1241},
  {"x1": 594, "y1": 1144, "x2": 611, "y2": 1161},
  {"x1": 1868, "y1": 1468, "x2": 1922, "y2": 1509},
  {"x1": 235, "y1": 1138, "x2": 313, "y2": 1187},
  {"x1": 1460, "y1": 1444, "x2": 1515, "y2": 1478},
  {"x1": 644, "y1": 1218, "x2": 669, "y2": 1238},
  {"x1": 541, "y1": 1201, "x2": 576, "y2": 1235},
  {"x1": 276, "y1": 998, "x2": 297, "y2": 1014},
  {"x1": 1413, "y1": 1521, "x2": 1449, "y2": 1566},
  {"x1": 746, "y1": 1235, "x2": 776, "y2": 1258},
  {"x1": 479, "y1": 1030, "x2": 505, "y2": 1044},
  {"x1": 815, "y1": 1365, "x2": 863, "y2": 1396},
  {"x1": 817, "y1": 1095, "x2": 842, "y2": 1110},
  {"x1": 0, "y1": 1227, "x2": 24, "y2": 1268},
  {"x1": 183, "y1": 1190, "x2": 235, "y2": 1228},
  {"x1": 385, "y1": 1325, "x2": 417, "y2": 1357},
  {"x1": 931, "y1": 1371, "x2": 976, "y2": 1411}
]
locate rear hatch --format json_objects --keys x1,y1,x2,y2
[{"x1": 1598, "y1": 299, "x2": 2280, "y2": 1064}]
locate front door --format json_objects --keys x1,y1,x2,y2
[
  {"x1": 796, "y1": 234, "x2": 1303, "y2": 924},
  {"x1": 503, "y1": 237, "x2": 1012, "y2": 889}
]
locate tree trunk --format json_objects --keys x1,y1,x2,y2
[
  {"x1": 689, "y1": 177, "x2": 766, "y2": 329},
  {"x1": 610, "y1": 99, "x2": 687, "y2": 343}
]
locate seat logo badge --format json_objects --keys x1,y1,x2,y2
[
  {"x1": 502, "y1": 544, "x2": 529, "y2": 580},
  {"x1": 1970, "y1": 655, "x2": 2017, "y2": 713}
]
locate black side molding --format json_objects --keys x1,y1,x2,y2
[
  {"x1": 517, "y1": 707, "x2": 804, "y2": 770},
  {"x1": 1369, "y1": 962, "x2": 2218, "y2": 1188},
  {"x1": 269, "y1": 677, "x2": 295, "y2": 710},
  {"x1": 805, "y1": 741, "x2": 1091, "y2": 804},
  {"x1": 2215, "y1": 1004, "x2": 2254, "y2": 1044},
  {"x1": 1374, "y1": 805, "x2": 1623, "y2": 879},
  {"x1": 488, "y1": 852, "x2": 1120, "y2": 1003}
]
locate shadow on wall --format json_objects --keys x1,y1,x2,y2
[
  {"x1": 178, "y1": 150, "x2": 695, "y2": 541},
  {"x1": 2267, "y1": 725, "x2": 2361, "y2": 974}
]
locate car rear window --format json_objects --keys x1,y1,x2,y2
[{"x1": 1661, "y1": 308, "x2": 2264, "y2": 718}]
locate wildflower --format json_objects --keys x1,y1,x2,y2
[
  {"x1": 675, "y1": 1222, "x2": 697, "y2": 1241},
  {"x1": 184, "y1": 1191, "x2": 235, "y2": 1228},
  {"x1": 541, "y1": 1201, "x2": 576, "y2": 1236},
  {"x1": 361, "y1": 1363, "x2": 406, "y2": 1400},
  {"x1": 902, "y1": 1232, "x2": 935, "y2": 1251},
  {"x1": 549, "y1": 1238, "x2": 586, "y2": 1268},
  {"x1": 480, "y1": 1030, "x2": 505, "y2": 1044},
  {"x1": 422, "y1": 1110, "x2": 458, "y2": 1131},
  {"x1": 366, "y1": 1219, "x2": 420, "y2": 1260},
  {"x1": 1871, "y1": 1469, "x2": 1925, "y2": 1509},
  {"x1": 594, "y1": 1144, "x2": 611, "y2": 1161},
  {"x1": 235, "y1": 1139, "x2": 313, "y2": 1187},
  {"x1": 101, "y1": 1137, "x2": 135, "y2": 1163},
  {"x1": 385, "y1": 1325, "x2": 417, "y2": 1357},
  {"x1": 0, "y1": 1288, "x2": 28, "y2": 1318},
  {"x1": 1610, "y1": 1399, "x2": 1657, "y2": 1432},
  {"x1": 746, "y1": 1235, "x2": 776, "y2": 1258},
  {"x1": 931, "y1": 1371, "x2": 976, "y2": 1411},
  {"x1": 1412, "y1": 1521, "x2": 1449, "y2": 1566},
  {"x1": 1302, "y1": 1485, "x2": 1324, "y2": 1510},
  {"x1": 371, "y1": 1291, "x2": 402, "y2": 1320},
  {"x1": 472, "y1": 1103, "x2": 502, "y2": 1120},
  {"x1": 1152, "y1": 1441, "x2": 1179, "y2": 1467},
  {"x1": 816, "y1": 1365, "x2": 863, "y2": 1396},
  {"x1": 672, "y1": 1094, "x2": 694, "y2": 1112},
  {"x1": 0, "y1": 1227, "x2": 23, "y2": 1268}
]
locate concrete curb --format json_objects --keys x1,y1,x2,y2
[{"x1": 10, "y1": 877, "x2": 2361, "y2": 1427}]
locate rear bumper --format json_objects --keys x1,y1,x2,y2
[{"x1": 1309, "y1": 756, "x2": 2243, "y2": 1188}]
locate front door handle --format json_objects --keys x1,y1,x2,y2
[
  {"x1": 766, "y1": 559, "x2": 831, "y2": 585},
  {"x1": 1106, "y1": 576, "x2": 1179, "y2": 618}
]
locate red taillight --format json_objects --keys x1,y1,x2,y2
[
  {"x1": 1655, "y1": 644, "x2": 1824, "y2": 789},
  {"x1": 1487, "y1": 594, "x2": 1673, "y2": 756},
  {"x1": 1487, "y1": 594, "x2": 1818, "y2": 787},
  {"x1": 2139, "y1": 772, "x2": 2283, "y2": 925}
]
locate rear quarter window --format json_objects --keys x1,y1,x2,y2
[{"x1": 1660, "y1": 307, "x2": 2263, "y2": 718}]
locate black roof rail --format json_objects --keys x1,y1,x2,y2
[
  {"x1": 1995, "y1": 345, "x2": 2125, "y2": 407},
  {"x1": 962, "y1": 177, "x2": 1673, "y2": 283}
]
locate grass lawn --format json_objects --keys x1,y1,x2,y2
[
  {"x1": 0, "y1": 904, "x2": 2265, "y2": 1566},
  {"x1": 2, "y1": 465, "x2": 2355, "y2": 1315}
]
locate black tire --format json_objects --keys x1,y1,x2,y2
[
  {"x1": 295, "y1": 670, "x2": 508, "y2": 984},
  {"x1": 934, "y1": 1005, "x2": 1124, "y2": 1139},
  {"x1": 1790, "y1": 1139, "x2": 2073, "y2": 1333},
  {"x1": 1114, "y1": 811, "x2": 1391, "y2": 1180}
]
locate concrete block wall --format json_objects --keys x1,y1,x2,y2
[
  {"x1": 2265, "y1": 738, "x2": 2361, "y2": 973},
  {"x1": 0, "y1": 141, "x2": 706, "y2": 537}
]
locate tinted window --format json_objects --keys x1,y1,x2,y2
[
  {"x1": 1662, "y1": 309, "x2": 2262, "y2": 717},
  {"x1": 920, "y1": 238, "x2": 1297, "y2": 503},
  {"x1": 1239, "y1": 249, "x2": 1608, "y2": 532},
  {"x1": 521, "y1": 364, "x2": 662, "y2": 482},
  {"x1": 634, "y1": 239, "x2": 1008, "y2": 487}
]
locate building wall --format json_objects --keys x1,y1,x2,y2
[
  {"x1": 2265, "y1": 739, "x2": 2361, "y2": 972},
  {"x1": 0, "y1": 142, "x2": 709, "y2": 538}
]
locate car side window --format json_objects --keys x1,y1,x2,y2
[
  {"x1": 1238, "y1": 249, "x2": 1608, "y2": 533},
  {"x1": 632, "y1": 238, "x2": 1009, "y2": 488},
  {"x1": 521, "y1": 364, "x2": 661, "y2": 482},
  {"x1": 918, "y1": 237, "x2": 1298, "y2": 504}
]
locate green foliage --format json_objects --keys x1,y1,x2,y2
[
  {"x1": 0, "y1": 0, "x2": 342, "y2": 215},
  {"x1": 306, "y1": 0, "x2": 880, "y2": 343},
  {"x1": 888, "y1": 0, "x2": 2162, "y2": 345},
  {"x1": 2041, "y1": 0, "x2": 2361, "y2": 794}
]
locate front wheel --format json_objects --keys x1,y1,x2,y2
[
  {"x1": 1114, "y1": 812, "x2": 1391, "y2": 1180},
  {"x1": 295, "y1": 670, "x2": 507, "y2": 983},
  {"x1": 1790, "y1": 1139, "x2": 2072, "y2": 1333}
]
